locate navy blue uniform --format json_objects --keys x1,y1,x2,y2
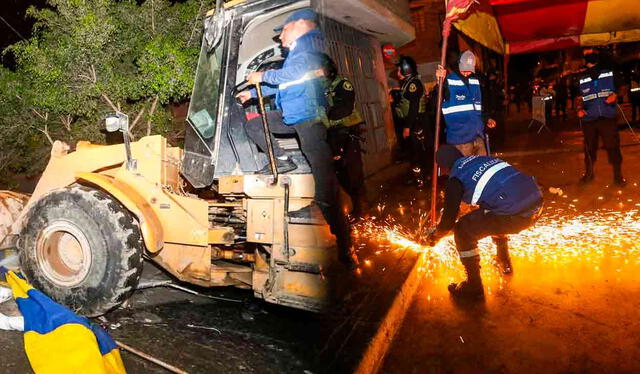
[
  {"x1": 577, "y1": 66, "x2": 622, "y2": 179},
  {"x1": 437, "y1": 155, "x2": 542, "y2": 258},
  {"x1": 442, "y1": 72, "x2": 484, "y2": 145}
]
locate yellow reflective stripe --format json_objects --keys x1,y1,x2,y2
[{"x1": 583, "y1": 94, "x2": 597, "y2": 101}]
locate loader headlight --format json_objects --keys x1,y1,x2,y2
[{"x1": 105, "y1": 112, "x2": 129, "y2": 132}]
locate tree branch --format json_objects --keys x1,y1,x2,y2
[
  {"x1": 37, "y1": 124, "x2": 54, "y2": 145},
  {"x1": 146, "y1": 95, "x2": 159, "y2": 136}
]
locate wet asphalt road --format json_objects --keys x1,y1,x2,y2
[{"x1": 381, "y1": 123, "x2": 640, "y2": 373}]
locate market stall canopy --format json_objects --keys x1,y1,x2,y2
[{"x1": 452, "y1": 0, "x2": 640, "y2": 54}]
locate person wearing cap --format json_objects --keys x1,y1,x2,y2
[
  {"x1": 236, "y1": 8, "x2": 357, "y2": 268},
  {"x1": 436, "y1": 50, "x2": 496, "y2": 156},
  {"x1": 576, "y1": 48, "x2": 625, "y2": 186},
  {"x1": 395, "y1": 55, "x2": 432, "y2": 187},
  {"x1": 426, "y1": 145, "x2": 543, "y2": 299}
]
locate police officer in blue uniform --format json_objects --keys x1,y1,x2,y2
[
  {"x1": 237, "y1": 9, "x2": 356, "y2": 268},
  {"x1": 427, "y1": 145, "x2": 543, "y2": 299},
  {"x1": 576, "y1": 48, "x2": 625, "y2": 186},
  {"x1": 436, "y1": 51, "x2": 496, "y2": 156}
]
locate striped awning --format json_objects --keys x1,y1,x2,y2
[{"x1": 451, "y1": 0, "x2": 640, "y2": 54}]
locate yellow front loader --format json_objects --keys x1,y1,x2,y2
[{"x1": 1, "y1": 0, "x2": 339, "y2": 316}]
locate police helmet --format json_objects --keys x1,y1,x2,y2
[{"x1": 397, "y1": 55, "x2": 417, "y2": 76}]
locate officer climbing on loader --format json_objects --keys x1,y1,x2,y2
[
  {"x1": 427, "y1": 145, "x2": 543, "y2": 299},
  {"x1": 319, "y1": 53, "x2": 368, "y2": 219},
  {"x1": 236, "y1": 8, "x2": 357, "y2": 268}
]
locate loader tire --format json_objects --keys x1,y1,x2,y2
[{"x1": 18, "y1": 185, "x2": 143, "y2": 316}]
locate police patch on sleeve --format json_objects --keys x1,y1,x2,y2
[
  {"x1": 408, "y1": 83, "x2": 417, "y2": 92},
  {"x1": 343, "y1": 81, "x2": 354, "y2": 91}
]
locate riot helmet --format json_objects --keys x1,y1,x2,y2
[{"x1": 397, "y1": 55, "x2": 417, "y2": 76}]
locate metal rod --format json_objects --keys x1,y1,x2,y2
[
  {"x1": 283, "y1": 182, "x2": 290, "y2": 262},
  {"x1": 430, "y1": 21, "x2": 451, "y2": 227},
  {"x1": 116, "y1": 340, "x2": 189, "y2": 374},
  {"x1": 256, "y1": 83, "x2": 278, "y2": 184}
]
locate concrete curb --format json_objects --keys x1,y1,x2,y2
[{"x1": 353, "y1": 252, "x2": 426, "y2": 374}]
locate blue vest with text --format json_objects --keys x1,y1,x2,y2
[
  {"x1": 442, "y1": 72, "x2": 484, "y2": 145},
  {"x1": 579, "y1": 69, "x2": 616, "y2": 122},
  {"x1": 450, "y1": 156, "x2": 542, "y2": 216}
]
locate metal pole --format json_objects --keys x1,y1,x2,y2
[
  {"x1": 256, "y1": 83, "x2": 278, "y2": 184},
  {"x1": 116, "y1": 340, "x2": 188, "y2": 374},
  {"x1": 430, "y1": 21, "x2": 451, "y2": 227}
]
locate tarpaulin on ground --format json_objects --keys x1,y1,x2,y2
[
  {"x1": 450, "y1": 0, "x2": 640, "y2": 54},
  {"x1": 1, "y1": 268, "x2": 126, "y2": 374}
]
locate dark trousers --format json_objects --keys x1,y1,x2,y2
[
  {"x1": 454, "y1": 208, "x2": 538, "y2": 256},
  {"x1": 581, "y1": 117, "x2": 622, "y2": 173},
  {"x1": 328, "y1": 125, "x2": 366, "y2": 214},
  {"x1": 245, "y1": 111, "x2": 350, "y2": 247}
]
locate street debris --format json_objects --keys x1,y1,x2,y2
[
  {"x1": 186, "y1": 324, "x2": 222, "y2": 334},
  {"x1": 136, "y1": 280, "x2": 242, "y2": 303}
]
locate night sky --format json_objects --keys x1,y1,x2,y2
[{"x1": 0, "y1": 1, "x2": 45, "y2": 52}]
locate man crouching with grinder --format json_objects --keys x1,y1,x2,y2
[{"x1": 426, "y1": 145, "x2": 543, "y2": 299}]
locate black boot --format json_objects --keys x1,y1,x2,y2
[
  {"x1": 613, "y1": 164, "x2": 627, "y2": 187},
  {"x1": 448, "y1": 255, "x2": 484, "y2": 299},
  {"x1": 579, "y1": 169, "x2": 594, "y2": 184},
  {"x1": 257, "y1": 158, "x2": 297, "y2": 174},
  {"x1": 493, "y1": 237, "x2": 513, "y2": 275}
]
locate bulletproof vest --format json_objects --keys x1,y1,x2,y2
[
  {"x1": 396, "y1": 75, "x2": 427, "y2": 119},
  {"x1": 450, "y1": 156, "x2": 542, "y2": 216},
  {"x1": 579, "y1": 68, "x2": 617, "y2": 121},
  {"x1": 442, "y1": 72, "x2": 484, "y2": 145},
  {"x1": 326, "y1": 77, "x2": 364, "y2": 128}
]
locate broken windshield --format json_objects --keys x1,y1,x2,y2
[{"x1": 187, "y1": 40, "x2": 223, "y2": 141}]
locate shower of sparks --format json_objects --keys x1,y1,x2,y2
[{"x1": 352, "y1": 207, "x2": 640, "y2": 280}]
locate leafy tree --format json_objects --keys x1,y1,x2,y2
[{"x1": 0, "y1": 0, "x2": 215, "y2": 187}]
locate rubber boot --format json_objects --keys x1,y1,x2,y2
[
  {"x1": 613, "y1": 164, "x2": 627, "y2": 187},
  {"x1": 448, "y1": 255, "x2": 484, "y2": 299},
  {"x1": 493, "y1": 237, "x2": 513, "y2": 275}
]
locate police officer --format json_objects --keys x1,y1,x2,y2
[
  {"x1": 576, "y1": 48, "x2": 625, "y2": 186},
  {"x1": 427, "y1": 145, "x2": 543, "y2": 299},
  {"x1": 395, "y1": 55, "x2": 432, "y2": 186},
  {"x1": 237, "y1": 9, "x2": 356, "y2": 267},
  {"x1": 436, "y1": 51, "x2": 496, "y2": 156},
  {"x1": 319, "y1": 54, "x2": 368, "y2": 218}
]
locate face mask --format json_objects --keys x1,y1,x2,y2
[{"x1": 584, "y1": 53, "x2": 599, "y2": 65}]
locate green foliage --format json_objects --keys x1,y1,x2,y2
[{"x1": 0, "y1": 0, "x2": 215, "y2": 187}]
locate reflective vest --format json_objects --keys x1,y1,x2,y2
[
  {"x1": 326, "y1": 77, "x2": 364, "y2": 128},
  {"x1": 442, "y1": 72, "x2": 483, "y2": 145},
  {"x1": 261, "y1": 29, "x2": 328, "y2": 125},
  {"x1": 450, "y1": 155, "x2": 542, "y2": 216},
  {"x1": 579, "y1": 69, "x2": 616, "y2": 121},
  {"x1": 395, "y1": 75, "x2": 426, "y2": 119}
]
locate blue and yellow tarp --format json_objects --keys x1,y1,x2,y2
[{"x1": 1, "y1": 268, "x2": 126, "y2": 374}]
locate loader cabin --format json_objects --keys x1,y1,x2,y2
[{"x1": 182, "y1": 0, "x2": 414, "y2": 188}]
